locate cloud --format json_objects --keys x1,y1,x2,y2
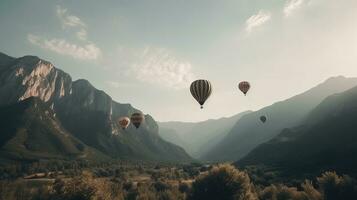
[
  {"x1": 284, "y1": 0, "x2": 305, "y2": 17},
  {"x1": 28, "y1": 34, "x2": 101, "y2": 60},
  {"x1": 56, "y1": 6, "x2": 86, "y2": 28},
  {"x1": 245, "y1": 10, "x2": 272, "y2": 33},
  {"x1": 28, "y1": 6, "x2": 101, "y2": 60},
  {"x1": 56, "y1": 5, "x2": 87, "y2": 41},
  {"x1": 129, "y1": 47, "x2": 195, "y2": 89},
  {"x1": 76, "y1": 29, "x2": 88, "y2": 41},
  {"x1": 106, "y1": 81, "x2": 139, "y2": 89},
  {"x1": 106, "y1": 81, "x2": 121, "y2": 88}
]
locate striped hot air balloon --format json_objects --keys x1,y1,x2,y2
[
  {"x1": 118, "y1": 117, "x2": 130, "y2": 130},
  {"x1": 238, "y1": 81, "x2": 250, "y2": 96},
  {"x1": 131, "y1": 113, "x2": 144, "y2": 129},
  {"x1": 190, "y1": 79, "x2": 212, "y2": 109}
]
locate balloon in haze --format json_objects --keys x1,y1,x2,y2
[
  {"x1": 260, "y1": 115, "x2": 267, "y2": 123},
  {"x1": 118, "y1": 117, "x2": 130, "y2": 130},
  {"x1": 131, "y1": 113, "x2": 144, "y2": 129},
  {"x1": 190, "y1": 79, "x2": 212, "y2": 109},
  {"x1": 238, "y1": 81, "x2": 250, "y2": 96}
]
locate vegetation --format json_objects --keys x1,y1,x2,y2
[
  {"x1": 189, "y1": 164, "x2": 257, "y2": 200},
  {"x1": 1, "y1": 163, "x2": 356, "y2": 200}
]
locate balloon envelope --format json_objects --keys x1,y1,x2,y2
[
  {"x1": 118, "y1": 117, "x2": 130, "y2": 130},
  {"x1": 238, "y1": 81, "x2": 250, "y2": 95},
  {"x1": 131, "y1": 113, "x2": 144, "y2": 129},
  {"x1": 190, "y1": 79, "x2": 212, "y2": 109},
  {"x1": 260, "y1": 115, "x2": 267, "y2": 123}
]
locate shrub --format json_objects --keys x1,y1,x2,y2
[
  {"x1": 259, "y1": 181, "x2": 322, "y2": 200},
  {"x1": 179, "y1": 182, "x2": 190, "y2": 193},
  {"x1": 317, "y1": 171, "x2": 357, "y2": 200},
  {"x1": 50, "y1": 176, "x2": 96, "y2": 200},
  {"x1": 157, "y1": 190, "x2": 184, "y2": 200},
  {"x1": 153, "y1": 180, "x2": 171, "y2": 192},
  {"x1": 189, "y1": 164, "x2": 258, "y2": 200},
  {"x1": 301, "y1": 180, "x2": 322, "y2": 200}
]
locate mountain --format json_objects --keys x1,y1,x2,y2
[
  {"x1": 0, "y1": 53, "x2": 191, "y2": 162},
  {"x1": 237, "y1": 85, "x2": 357, "y2": 176},
  {"x1": 0, "y1": 97, "x2": 108, "y2": 162},
  {"x1": 158, "y1": 127, "x2": 189, "y2": 155},
  {"x1": 202, "y1": 76, "x2": 357, "y2": 161},
  {"x1": 158, "y1": 111, "x2": 251, "y2": 158}
]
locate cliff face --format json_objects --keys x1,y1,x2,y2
[
  {"x1": 0, "y1": 56, "x2": 72, "y2": 106},
  {"x1": 0, "y1": 53, "x2": 190, "y2": 162}
]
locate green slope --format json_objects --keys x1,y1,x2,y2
[{"x1": 0, "y1": 97, "x2": 108, "y2": 162}]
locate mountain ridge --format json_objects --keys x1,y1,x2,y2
[
  {"x1": 236, "y1": 84, "x2": 357, "y2": 176},
  {"x1": 202, "y1": 75, "x2": 357, "y2": 161},
  {"x1": 0, "y1": 52, "x2": 191, "y2": 162},
  {"x1": 158, "y1": 111, "x2": 252, "y2": 158}
]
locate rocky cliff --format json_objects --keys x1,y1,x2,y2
[{"x1": 0, "y1": 53, "x2": 191, "y2": 162}]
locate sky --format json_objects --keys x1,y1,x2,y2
[{"x1": 1, "y1": 0, "x2": 357, "y2": 122}]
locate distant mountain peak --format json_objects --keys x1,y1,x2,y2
[
  {"x1": 73, "y1": 79, "x2": 92, "y2": 86},
  {"x1": 15, "y1": 55, "x2": 42, "y2": 66},
  {"x1": 314, "y1": 76, "x2": 352, "y2": 88},
  {"x1": 325, "y1": 75, "x2": 347, "y2": 82}
]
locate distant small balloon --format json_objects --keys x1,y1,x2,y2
[
  {"x1": 260, "y1": 115, "x2": 267, "y2": 123},
  {"x1": 118, "y1": 117, "x2": 130, "y2": 130},
  {"x1": 131, "y1": 113, "x2": 144, "y2": 129},
  {"x1": 238, "y1": 81, "x2": 250, "y2": 96},
  {"x1": 190, "y1": 79, "x2": 212, "y2": 109}
]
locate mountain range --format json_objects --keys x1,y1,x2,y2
[
  {"x1": 237, "y1": 83, "x2": 357, "y2": 176},
  {"x1": 0, "y1": 52, "x2": 191, "y2": 163},
  {"x1": 200, "y1": 76, "x2": 357, "y2": 162},
  {"x1": 158, "y1": 111, "x2": 251, "y2": 158},
  {"x1": 1, "y1": 51, "x2": 357, "y2": 171}
]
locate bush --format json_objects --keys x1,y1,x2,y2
[
  {"x1": 259, "y1": 183, "x2": 322, "y2": 200},
  {"x1": 189, "y1": 164, "x2": 258, "y2": 200},
  {"x1": 301, "y1": 180, "x2": 322, "y2": 200},
  {"x1": 317, "y1": 171, "x2": 357, "y2": 200},
  {"x1": 157, "y1": 190, "x2": 184, "y2": 200},
  {"x1": 123, "y1": 181, "x2": 134, "y2": 191},
  {"x1": 51, "y1": 175, "x2": 96, "y2": 200},
  {"x1": 153, "y1": 181, "x2": 171, "y2": 192},
  {"x1": 179, "y1": 182, "x2": 190, "y2": 193}
]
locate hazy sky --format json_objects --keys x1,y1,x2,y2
[{"x1": 1, "y1": 0, "x2": 357, "y2": 122}]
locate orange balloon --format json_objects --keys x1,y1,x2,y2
[{"x1": 118, "y1": 117, "x2": 130, "y2": 130}]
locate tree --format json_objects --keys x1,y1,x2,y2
[{"x1": 189, "y1": 164, "x2": 258, "y2": 200}]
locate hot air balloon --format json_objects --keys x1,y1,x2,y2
[
  {"x1": 260, "y1": 115, "x2": 267, "y2": 123},
  {"x1": 118, "y1": 117, "x2": 130, "y2": 130},
  {"x1": 190, "y1": 79, "x2": 212, "y2": 109},
  {"x1": 238, "y1": 81, "x2": 250, "y2": 96},
  {"x1": 131, "y1": 113, "x2": 144, "y2": 129}
]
